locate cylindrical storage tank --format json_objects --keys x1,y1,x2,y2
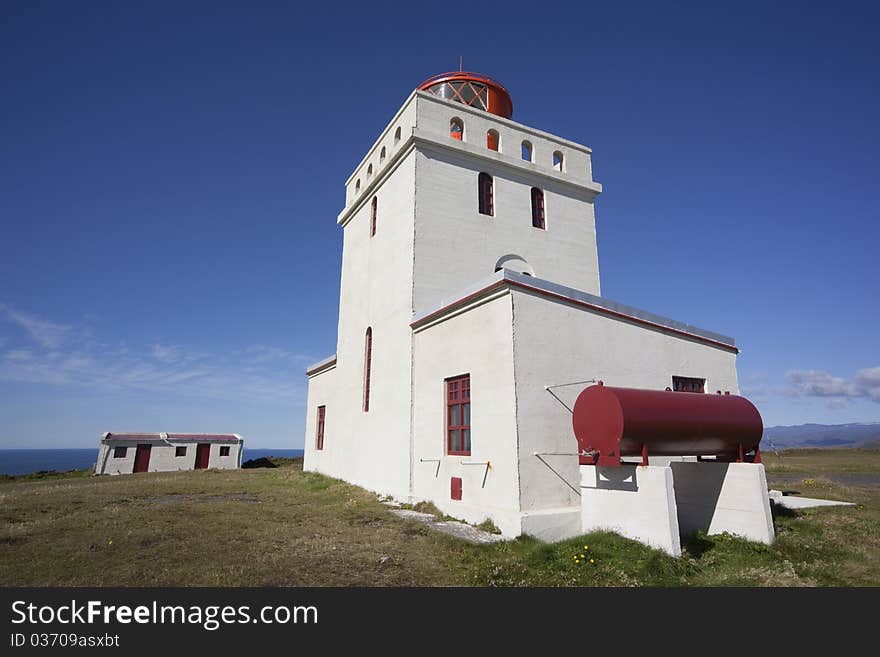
[{"x1": 572, "y1": 384, "x2": 763, "y2": 466}]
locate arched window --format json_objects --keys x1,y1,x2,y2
[
  {"x1": 380, "y1": 146, "x2": 386, "y2": 164},
  {"x1": 370, "y1": 196, "x2": 377, "y2": 237},
  {"x1": 367, "y1": 163, "x2": 373, "y2": 177},
  {"x1": 552, "y1": 150, "x2": 564, "y2": 172},
  {"x1": 478, "y1": 172, "x2": 494, "y2": 216},
  {"x1": 355, "y1": 179, "x2": 361, "y2": 193},
  {"x1": 487, "y1": 129, "x2": 499, "y2": 151},
  {"x1": 450, "y1": 118, "x2": 463, "y2": 141},
  {"x1": 394, "y1": 127, "x2": 401, "y2": 144},
  {"x1": 363, "y1": 328, "x2": 372, "y2": 412},
  {"x1": 531, "y1": 188, "x2": 545, "y2": 229},
  {"x1": 521, "y1": 140, "x2": 533, "y2": 162}
]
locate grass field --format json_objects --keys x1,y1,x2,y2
[{"x1": 1, "y1": 450, "x2": 877, "y2": 586}]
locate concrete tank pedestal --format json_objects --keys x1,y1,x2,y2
[{"x1": 580, "y1": 462, "x2": 774, "y2": 557}]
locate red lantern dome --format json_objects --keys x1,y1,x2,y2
[{"x1": 418, "y1": 72, "x2": 513, "y2": 119}]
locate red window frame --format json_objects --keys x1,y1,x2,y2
[
  {"x1": 370, "y1": 196, "x2": 377, "y2": 237},
  {"x1": 363, "y1": 328, "x2": 372, "y2": 412},
  {"x1": 446, "y1": 374, "x2": 471, "y2": 456},
  {"x1": 316, "y1": 405, "x2": 326, "y2": 450},
  {"x1": 531, "y1": 187, "x2": 545, "y2": 229},
  {"x1": 478, "y1": 173, "x2": 493, "y2": 216},
  {"x1": 672, "y1": 376, "x2": 705, "y2": 393},
  {"x1": 487, "y1": 129, "x2": 498, "y2": 151},
  {"x1": 450, "y1": 118, "x2": 463, "y2": 140}
]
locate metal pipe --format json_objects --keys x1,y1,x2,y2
[
  {"x1": 533, "y1": 453, "x2": 581, "y2": 497},
  {"x1": 419, "y1": 457, "x2": 441, "y2": 477},
  {"x1": 459, "y1": 460, "x2": 491, "y2": 488},
  {"x1": 544, "y1": 379, "x2": 597, "y2": 414},
  {"x1": 545, "y1": 379, "x2": 597, "y2": 390}
]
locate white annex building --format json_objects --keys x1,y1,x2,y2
[
  {"x1": 303, "y1": 72, "x2": 762, "y2": 546},
  {"x1": 96, "y1": 433, "x2": 244, "y2": 475}
]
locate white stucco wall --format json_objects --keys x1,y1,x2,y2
[
  {"x1": 411, "y1": 94, "x2": 601, "y2": 315},
  {"x1": 303, "y1": 149, "x2": 417, "y2": 499},
  {"x1": 303, "y1": 362, "x2": 336, "y2": 469},
  {"x1": 510, "y1": 287, "x2": 741, "y2": 515},
  {"x1": 411, "y1": 294, "x2": 522, "y2": 536},
  {"x1": 95, "y1": 441, "x2": 242, "y2": 475}
]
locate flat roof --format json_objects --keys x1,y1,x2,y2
[
  {"x1": 102, "y1": 433, "x2": 243, "y2": 443},
  {"x1": 305, "y1": 354, "x2": 337, "y2": 377},
  {"x1": 411, "y1": 270, "x2": 737, "y2": 353}
]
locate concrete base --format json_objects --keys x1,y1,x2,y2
[
  {"x1": 521, "y1": 507, "x2": 582, "y2": 542},
  {"x1": 580, "y1": 462, "x2": 775, "y2": 556},
  {"x1": 672, "y1": 462, "x2": 775, "y2": 545},
  {"x1": 581, "y1": 465, "x2": 682, "y2": 556},
  {"x1": 768, "y1": 490, "x2": 855, "y2": 510}
]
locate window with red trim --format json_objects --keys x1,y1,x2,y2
[
  {"x1": 487, "y1": 129, "x2": 499, "y2": 151},
  {"x1": 672, "y1": 376, "x2": 705, "y2": 393},
  {"x1": 370, "y1": 196, "x2": 377, "y2": 237},
  {"x1": 363, "y1": 328, "x2": 372, "y2": 412},
  {"x1": 316, "y1": 405, "x2": 326, "y2": 450},
  {"x1": 478, "y1": 173, "x2": 493, "y2": 216},
  {"x1": 531, "y1": 187, "x2": 545, "y2": 229},
  {"x1": 450, "y1": 118, "x2": 463, "y2": 140},
  {"x1": 446, "y1": 374, "x2": 471, "y2": 455}
]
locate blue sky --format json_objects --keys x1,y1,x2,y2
[{"x1": 1, "y1": 1, "x2": 878, "y2": 448}]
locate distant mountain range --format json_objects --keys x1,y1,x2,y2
[{"x1": 762, "y1": 423, "x2": 880, "y2": 449}]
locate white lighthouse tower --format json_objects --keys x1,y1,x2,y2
[{"x1": 304, "y1": 72, "x2": 742, "y2": 541}]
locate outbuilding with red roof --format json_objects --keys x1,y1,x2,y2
[{"x1": 95, "y1": 432, "x2": 244, "y2": 475}]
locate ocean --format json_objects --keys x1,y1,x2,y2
[{"x1": 0, "y1": 448, "x2": 305, "y2": 476}]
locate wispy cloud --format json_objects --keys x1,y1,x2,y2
[
  {"x1": 0, "y1": 304, "x2": 308, "y2": 404},
  {"x1": 785, "y1": 366, "x2": 880, "y2": 408},
  {"x1": 0, "y1": 303, "x2": 70, "y2": 348},
  {"x1": 243, "y1": 344, "x2": 315, "y2": 365}
]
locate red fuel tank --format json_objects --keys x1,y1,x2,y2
[{"x1": 572, "y1": 384, "x2": 763, "y2": 466}]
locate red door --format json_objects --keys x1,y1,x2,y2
[
  {"x1": 195, "y1": 443, "x2": 211, "y2": 469},
  {"x1": 133, "y1": 444, "x2": 151, "y2": 473}
]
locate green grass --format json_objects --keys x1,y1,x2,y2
[{"x1": 0, "y1": 450, "x2": 876, "y2": 586}]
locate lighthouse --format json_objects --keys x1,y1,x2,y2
[{"x1": 303, "y1": 71, "x2": 743, "y2": 541}]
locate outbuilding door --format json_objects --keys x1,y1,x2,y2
[
  {"x1": 195, "y1": 443, "x2": 211, "y2": 469},
  {"x1": 133, "y1": 444, "x2": 152, "y2": 473}
]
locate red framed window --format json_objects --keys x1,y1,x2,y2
[
  {"x1": 363, "y1": 328, "x2": 372, "y2": 412},
  {"x1": 531, "y1": 187, "x2": 545, "y2": 229},
  {"x1": 487, "y1": 129, "x2": 499, "y2": 151},
  {"x1": 478, "y1": 173, "x2": 493, "y2": 216},
  {"x1": 672, "y1": 376, "x2": 705, "y2": 393},
  {"x1": 446, "y1": 374, "x2": 471, "y2": 455},
  {"x1": 316, "y1": 405, "x2": 326, "y2": 450},
  {"x1": 450, "y1": 118, "x2": 463, "y2": 140},
  {"x1": 370, "y1": 196, "x2": 377, "y2": 237}
]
